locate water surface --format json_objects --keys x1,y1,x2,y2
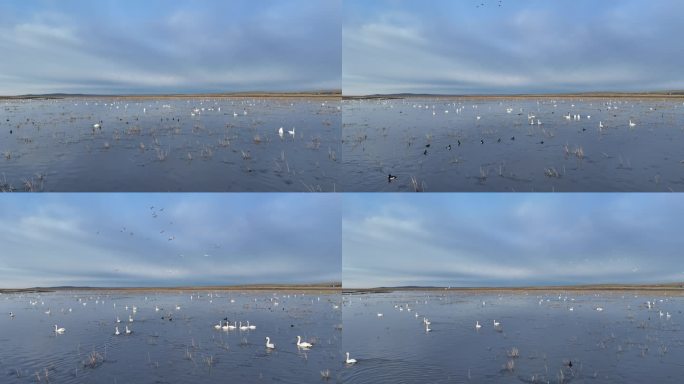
[
  {"x1": 342, "y1": 98, "x2": 684, "y2": 191},
  {"x1": 341, "y1": 290, "x2": 684, "y2": 383},
  {"x1": 0, "y1": 97, "x2": 340, "y2": 191},
  {"x1": 0, "y1": 290, "x2": 341, "y2": 383}
]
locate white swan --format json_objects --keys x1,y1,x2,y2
[
  {"x1": 93, "y1": 123, "x2": 101, "y2": 129},
  {"x1": 228, "y1": 321, "x2": 237, "y2": 330},
  {"x1": 278, "y1": 127, "x2": 284, "y2": 137},
  {"x1": 221, "y1": 321, "x2": 230, "y2": 331},
  {"x1": 629, "y1": 120, "x2": 636, "y2": 127},
  {"x1": 425, "y1": 323, "x2": 431, "y2": 332},
  {"x1": 247, "y1": 320, "x2": 256, "y2": 330},
  {"x1": 475, "y1": 321, "x2": 482, "y2": 329},
  {"x1": 493, "y1": 320, "x2": 500, "y2": 327},
  {"x1": 296, "y1": 336, "x2": 312, "y2": 348},
  {"x1": 239, "y1": 321, "x2": 249, "y2": 331},
  {"x1": 599, "y1": 121, "x2": 604, "y2": 129},
  {"x1": 129, "y1": 315, "x2": 134, "y2": 322},
  {"x1": 116, "y1": 316, "x2": 121, "y2": 323},
  {"x1": 125, "y1": 325, "x2": 132, "y2": 335},
  {"x1": 345, "y1": 352, "x2": 357, "y2": 364},
  {"x1": 115, "y1": 326, "x2": 120, "y2": 335},
  {"x1": 266, "y1": 336, "x2": 275, "y2": 349},
  {"x1": 54, "y1": 324, "x2": 65, "y2": 334},
  {"x1": 214, "y1": 321, "x2": 222, "y2": 330},
  {"x1": 288, "y1": 127, "x2": 295, "y2": 136}
]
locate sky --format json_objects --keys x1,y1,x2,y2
[
  {"x1": 0, "y1": 0, "x2": 340, "y2": 95},
  {"x1": 0, "y1": 194, "x2": 341, "y2": 288},
  {"x1": 343, "y1": 194, "x2": 684, "y2": 288},
  {"x1": 343, "y1": 0, "x2": 684, "y2": 95}
]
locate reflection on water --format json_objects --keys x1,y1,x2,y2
[
  {"x1": 0, "y1": 97, "x2": 340, "y2": 192},
  {"x1": 0, "y1": 290, "x2": 341, "y2": 383},
  {"x1": 341, "y1": 290, "x2": 684, "y2": 383},
  {"x1": 342, "y1": 98, "x2": 684, "y2": 191}
]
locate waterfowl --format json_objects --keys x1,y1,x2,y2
[
  {"x1": 388, "y1": 174, "x2": 397, "y2": 182},
  {"x1": 54, "y1": 324, "x2": 65, "y2": 334},
  {"x1": 125, "y1": 325, "x2": 132, "y2": 335},
  {"x1": 266, "y1": 336, "x2": 275, "y2": 349},
  {"x1": 475, "y1": 321, "x2": 482, "y2": 329},
  {"x1": 345, "y1": 352, "x2": 357, "y2": 364},
  {"x1": 296, "y1": 336, "x2": 313, "y2": 348},
  {"x1": 115, "y1": 326, "x2": 120, "y2": 335}
]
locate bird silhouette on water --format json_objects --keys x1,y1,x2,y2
[{"x1": 388, "y1": 174, "x2": 397, "y2": 182}]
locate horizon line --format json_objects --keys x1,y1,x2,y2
[
  {"x1": 0, "y1": 282, "x2": 343, "y2": 292},
  {"x1": 0, "y1": 89, "x2": 342, "y2": 99},
  {"x1": 342, "y1": 89, "x2": 684, "y2": 98},
  {"x1": 344, "y1": 281, "x2": 684, "y2": 291}
]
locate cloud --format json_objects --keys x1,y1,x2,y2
[
  {"x1": 343, "y1": 0, "x2": 684, "y2": 95},
  {"x1": 0, "y1": 1, "x2": 341, "y2": 94},
  {"x1": 0, "y1": 194, "x2": 341, "y2": 288},
  {"x1": 343, "y1": 194, "x2": 684, "y2": 287}
]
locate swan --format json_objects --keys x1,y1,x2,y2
[
  {"x1": 475, "y1": 321, "x2": 481, "y2": 329},
  {"x1": 93, "y1": 123, "x2": 101, "y2": 129},
  {"x1": 377, "y1": 313, "x2": 383, "y2": 317},
  {"x1": 115, "y1": 326, "x2": 120, "y2": 335},
  {"x1": 125, "y1": 325, "x2": 132, "y2": 335},
  {"x1": 129, "y1": 315, "x2": 134, "y2": 322},
  {"x1": 493, "y1": 320, "x2": 500, "y2": 327},
  {"x1": 629, "y1": 120, "x2": 636, "y2": 127},
  {"x1": 425, "y1": 323, "x2": 431, "y2": 332},
  {"x1": 214, "y1": 321, "x2": 222, "y2": 330},
  {"x1": 221, "y1": 321, "x2": 230, "y2": 331},
  {"x1": 228, "y1": 321, "x2": 237, "y2": 330},
  {"x1": 116, "y1": 316, "x2": 121, "y2": 323},
  {"x1": 266, "y1": 337, "x2": 275, "y2": 349},
  {"x1": 239, "y1": 321, "x2": 249, "y2": 331},
  {"x1": 247, "y1": 320, "x2": 256, "y2": 330},
  {"x1": 345, "y1": 352, "x2": 357, "y2": 364},
  {"x1": 296, "y1": 336, "x2": 312, "y2": 348},
  {"x1": 288, "y1": 127, "x2": 295, "y2": 136},
  {"x1": 54, "y1": 325, "x2": 65, "y2": 334},
  {"x1": 278, "y1": 127, "x2": 284, "y2": 137},
  {"x1": 599, "y1": 121, "x2": 604, "y2": 129}
]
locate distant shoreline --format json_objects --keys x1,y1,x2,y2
[
  {"x1": 0, "y1": 91, "x2": 341, "y2": 101},
  {"x1": 344, "y1": 92, "x2": 684, "y2": 100},
  {"x1": 345, "y1": 283, "x2": 684, "y2": 295},
  {"x1": 0, "y1": 282, "x2": 342, "y2": 294}
]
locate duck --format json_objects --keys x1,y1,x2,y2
[{"x1": 388, "y1": 174, "x2": 397, "y2": 182}]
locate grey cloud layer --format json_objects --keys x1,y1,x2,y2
[{"x1": 343, "y1": 195, "x2": 684, "y2": 287}]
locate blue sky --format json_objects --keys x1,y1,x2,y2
[
  {"x1": 343, "y1": 0, "x2": 684, "y2": 95},
  {"x1": 343, "y1": 194, "x2": 684, "y2": 288},
  {"x1": 0, "y1": 194, "x2": 341, "y2": 288},
  {"x1": 0, "y1": 0, "x2": 340, "y2": 95}
]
